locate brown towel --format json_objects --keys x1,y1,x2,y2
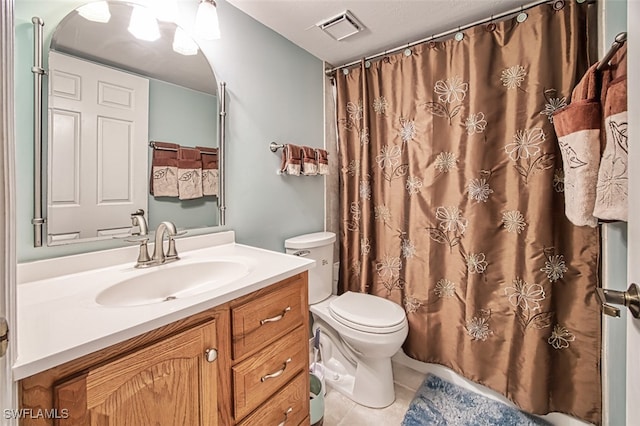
[
  {"x1": 317, "y1": 148, "x2": 329, "y2": 175},
  {"x1": 552, "y1": 64, "x2": 601, "y2": 228},
  {"x1": 302, "y1": 146, "x2": 318, "y2": 176},
  {"x1": 150, "y1": 141, "x2": 178, "y2": 197},
  {"x1": 280, "y1": 144, "x2": 303, "y2": 175},
  {"x1": 594, "y1": 45, "x2": 627, "y2": 221},
  {"x1": 177, "y1": 147, "x2": 203, "y2": 200},
  {"x1": 197, "y1": 146, "x2": 219, "y2": 196}
]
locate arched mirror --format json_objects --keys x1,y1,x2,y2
[{"x1": 43, "y1": 1, "x2": 224, "y2": 246}]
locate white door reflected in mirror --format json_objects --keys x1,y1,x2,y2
[{"x1": 47, "y1": 51, "x2": 149, "y2": 244}]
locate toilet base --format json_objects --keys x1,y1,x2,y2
[{"x1": 320, "y1": 343, "x2": 396, "y2": 408}]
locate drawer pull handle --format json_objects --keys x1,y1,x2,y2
[
  {"x1": 277, "y1": 407, "x2": 293, "y2": 426},
  {"x1": 260, "y1": 306, "x2": 291, "y2": 325},
  {"x1": 261, "y1": 358, "x2": 292, "y2": 382}
]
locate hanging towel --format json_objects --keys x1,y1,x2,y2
[
  {"x1": 593, "y1": 45, "x2": 628, "y2": 221},
  {"x1": 197, "y1": 146, "x2": 219, "y2": 196},
  {"x1": 552, "y1": 64, "x2": 601, "y2": 228},
  {"x1": 317, "y1": 148, "x2": 329, "y2": 175},
  {"x1": 177, "y1": 147, "x2": 203, "y2": 200},
  {"x1": 150, "y1": 141, "x2": 179, "y2": 197},
  {"x1": 302, "y1": 146, "x2": 319, "y2": 176},
  {"x1": 280, "y1": 144, "x2": 303, "y2": 175}
]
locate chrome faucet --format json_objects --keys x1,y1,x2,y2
[
  {"x1": 152, "y1": 221, "x2": 180, "y2": 264},
  {"x1": 130, "y1": 220, "x2": 180, "y2": 268}
]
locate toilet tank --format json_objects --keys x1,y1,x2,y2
[{"x1": 285, "y1": 232, "x2": 336, "y2": 304}]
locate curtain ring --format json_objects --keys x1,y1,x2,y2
[
  {"x1": 454, "y1": 26, "x2": 464, "y2": 41},
  {"x1": 516, "y1": 6, "x2": 528, "y2": 23},
  {"x1": 553, "y1": 0, "x2": 565, "y2": 10},
  {"x1": 428, "y1": 34, "x2": 436, "y2": 48},
  {"x1": 382, "y1": 50, "x2": 391, "y2": 63},
  {"x1": 404, "y1": 43, "x2": 412, "y2": 57},
  {"x1": 486, "y1": 15, "x2": 496, "y2": 32}
]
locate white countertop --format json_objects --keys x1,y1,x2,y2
[{"x1": 15, "y1": 231, "x2": 315, "y2": 380}]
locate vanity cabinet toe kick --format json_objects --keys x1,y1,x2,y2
[{"x1": 19, "y1": 272, "x2": 310, "y2": 426}]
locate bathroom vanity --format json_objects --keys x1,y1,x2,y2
[{"x1": 14, "y1": 232, "x2": 313, "y2": 426}]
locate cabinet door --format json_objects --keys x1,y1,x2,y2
[{"x1": 54, "y1": 321, "x2": 218, "y2": 426}]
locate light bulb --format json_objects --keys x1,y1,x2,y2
[
  {"x1": 195, "y1": 1, "x2": 220, "y2": 40},
  {"x1": 173, "y1": 27, "x2": 199, "y2": 56},
  {"x1": 77, "y1": 1, "x2": 111, "y2": 24},
  {"x1": 128, "y1": 5, "x2": 161, "y2": 42}
]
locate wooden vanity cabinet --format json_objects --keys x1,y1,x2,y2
[
  {"x1": 55, "y1": 320, "x2": 218, "y2": 425},
  {"x1": 19, "y1": 272, "x2": 310, "y2": 426}
]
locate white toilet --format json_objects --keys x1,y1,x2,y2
[{"x1": 285, "y1": 232, "x2": 409, "y2": 408}]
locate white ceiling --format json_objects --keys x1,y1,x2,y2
[{"x1": 227, "y1": 0, "x2": 531, "y2": 67}]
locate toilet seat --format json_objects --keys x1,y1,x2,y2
[{"x1": 328, "y1": 292, "x2": 407, "y2": 334}]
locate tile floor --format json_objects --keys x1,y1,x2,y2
[
  {"x1": 319, "y1": 360, "x2": 587, "y2": 426},
  {"x1": 321, "y1": 363, "x2": 426, "y2": 426}
]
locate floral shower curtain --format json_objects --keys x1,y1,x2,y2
[{"x1": 335, "y1": 1, "x2": 601, "y2": 423}]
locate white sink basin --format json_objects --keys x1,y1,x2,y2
[{"x1": 96, "y1": 260, "x2": 250, "y2": 307}]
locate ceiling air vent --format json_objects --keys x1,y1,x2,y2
[{"x1": 317, "y1": 10, "x2": 364, "y2": 41}]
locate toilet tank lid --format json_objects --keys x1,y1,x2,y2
[{"x1": 285, "y1": 232, "x2": 336, "y2": 249}]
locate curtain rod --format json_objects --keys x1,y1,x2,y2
[{"x1": 325, "y1": 0, "x2": 574, "y2": 76}]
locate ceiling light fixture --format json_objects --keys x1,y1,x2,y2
[
  {"x1": 173, "y1": 27, "x2": 199, "y2": 56},
  {"x1": 195, "y1": 0, "x2": 221, "y2": 40},
  {"x1": 128, "y1": 4, "x2": 161, "y2": 42},
  {"x1": 77, "y1": 1, "x2": 111, "y2": 24}
]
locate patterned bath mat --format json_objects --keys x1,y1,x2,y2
[{"x1": 402, "y1": 374, "x2": 551, "y2": 426}]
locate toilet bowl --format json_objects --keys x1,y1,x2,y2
[{"x1": 285, "y1": 232, "x2": 409, "y2": 408}]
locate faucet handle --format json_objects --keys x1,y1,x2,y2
[
  {"x1": 127, "y1": 237, "x2": 153, "y2": 268},
  {"x1": 166, "y1": 236, "x2": 180, "y2": 261}
]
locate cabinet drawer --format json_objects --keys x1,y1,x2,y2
[
  {"x1": 232, "y1": 276, "x2": 305, "y2": 360},
  {"x1": 233, "y1": 326, "x2": 307, "y2": 420},
  {"x1": 237, "y1": 373, "x2": 308, "y2": 426}
]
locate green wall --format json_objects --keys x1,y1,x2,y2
[{"x1": 15, "y1": 0, "x2": 324, "y2": 261}]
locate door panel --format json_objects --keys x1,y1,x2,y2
[
  {"x1": 48, "y1": 51, "x2": 149, "y2": 241},
  {"x1": 0, "y1": 1, "x2": 17, "y2": 423}
]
